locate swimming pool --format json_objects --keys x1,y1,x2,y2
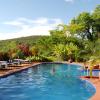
[
  {"x1": 81, "y1": 69, "x2": 100, "y2": 77},
  {"x1": 0, "y1": 63, "x2": 96, "y2": 100}
]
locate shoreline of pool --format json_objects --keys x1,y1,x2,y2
[
  {"x1": 0, "y1": 62, "x2": 67, "y2": 78},
  {"x1": 73, "y1": 62, "x2": 100, "y2": 100},
  {"x1": 62, "y1": 61, "x2": 100, "y2": 100},
  {"x1": 0, "y1": 62, "x2": 41, "y2": 78},
  {"x1": 81, "y1": 76, "x2": 100, "y2": 100},
  {"x1": 90, "y1": 80, "x2": 100, "y2": 100}
]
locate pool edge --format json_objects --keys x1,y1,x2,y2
[{"x1": 0, "y1": 63, "x2": 41, "y2": 78}]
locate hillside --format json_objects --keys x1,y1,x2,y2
[{"x1": 0, "y1": 35, "x2": 48, "y2": 46}]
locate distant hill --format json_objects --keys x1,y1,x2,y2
[{"x1": 0, "y1": 35, "x2": 49, "y2": 46}]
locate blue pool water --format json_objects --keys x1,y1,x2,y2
[
  {"x1": 0, "y1": 63, "x2": 96, "y2": 100},
  {"x1": 81, "y1": 69, "x2": 100, "y2": 77}
]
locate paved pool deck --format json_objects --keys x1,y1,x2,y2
[
  {"x1": 81, "y1": 77, "x2": 100, "y2": 100},
  {"x1": 90, "y1": 79, "x2": 100, "y2": 100},
  {"x1": 72, "y1": 62, "x2": 100, "y2": 100},
  {"x1": 0, "y1": 62, "x2": 40, "y2": 78}
]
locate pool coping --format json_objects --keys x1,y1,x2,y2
[
  {"x1": 0, "y1": 62, "x2": 65, "y2": 78},
  {"x1": 61, "y1": 62, "x2": 100, "y2": 100},
  {"x1": 0, "y1": 63, "x2": 41, "y2": 78},
  {"x1": 81, "y1": 76, "x2": 100, "y2": 100},
  {"x1": 91, "y1": 80, "x2": 100, "y2": 100},
  {"x1": 73, "y1": 62, "x2": 100, "y2": 100}
]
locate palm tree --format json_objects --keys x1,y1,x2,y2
[
  {"x1": 53, "y1": 44, "x2": 66, "y2": 61},
  {"x1": 66, "y1": 43, "x2": 78, "y2": 62}
]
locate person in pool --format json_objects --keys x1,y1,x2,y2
[
  {"x1": 83, "y1": 62, "x2": 88, "y2": 69},
  {"x1": 51, "y1": 67, "x2": 55, "y2": 75}
]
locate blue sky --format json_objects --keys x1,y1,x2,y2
[{"x1": 0, "y1": 0, "x2": 99, "y2": 40}]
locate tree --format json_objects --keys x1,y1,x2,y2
[
  {"x1": 15, "y1": 50, "x2": 24, "y2": 59},
  {"x1": 66, "y1": 43, "x2": 79, "y2": 61},
  {"x1": 17, "y1": 43, "x2": 30, "y2": 57},
  {"x1": 30, "y1": 46, "x2": 39, "y2": 56},
  {"x1": 68, "y1": 12, "x2": 98, "y2": 41},
  {"x1": 92, "y1": 5, "x2": 100, "y2": 38},
  {"x1": 67, "y1": 23, "x2": 85, "y2": 39},
  {"x1": 50, "y1": 24, "x2": 68, "y2": 44},
  {"x1": 53, "y1": 44, "x2": 67, "y2": 61},
  {"x1": 36, "y1": 36, "x2": 53, "y2": 57}
]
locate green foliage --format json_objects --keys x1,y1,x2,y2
[
  {"x1": 0, "y1": 5, "x2": 99, "y2": 63},
  {"x1": 66, "y1": 43, "x2": 79, "y2": 61},
  {"x1": 90, "y1": 67, "x2": 93, "y2": 78},
  {"x1": 50, "y1": 25, "x2": 67, "y2": 44},
  {"x1": 69, "y1": 11, "x2": 99, "y2": 41},
  {"x1": 67, "y1": 24, "x2": 85, "y2": 36},
  {"x1": 92, "y1": 5, "x2": 100, "y2": 38},
  {"x1": 26, "y1": 56, "x2": 41, "y2": 62},
  {"x1": 30, "y1": 46, "x2": 39, "y2": 56},
  {"x1": 53, "y1": 43, "x2": 78, "y2": 61},
  {"x1": 15, "y1": 50, "x2": 25, "y2": 59},
  {"x1": 26, "y1": 56, "x2": 54, "y2": 62},
  {"x1": 0, "y1": 52, "x2": 9, "y2": 61},
  {"x1": 53, "y1": 44, "x2": 67, "y2": 61}
]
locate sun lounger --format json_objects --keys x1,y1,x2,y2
[
  {"x1": 0, "y1": 61, "x2": 8, "y2": 69},
  {"x1": 93, "y1": 65, "x2": 99, "y2": 69}
]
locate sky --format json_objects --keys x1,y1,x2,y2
[{"x1": 0, "y1": 0, "x2": 99, "y2": 40}]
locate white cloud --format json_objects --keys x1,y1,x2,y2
[
  {"x1": 4, "y1": 21, "x2": 22, "y2": 26},
  {"x1": 0, "y1": 17, "x2": 63, "y2": 40},
  {"x1": 33, "y1": 18, "x2": 48, "y2": 25},
  {"x1": 64, "y1": 0, "x2": 74, "y2": 3},
  {"x1": 65, "y1": 0, "x2": 92, "y2": 3}
]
